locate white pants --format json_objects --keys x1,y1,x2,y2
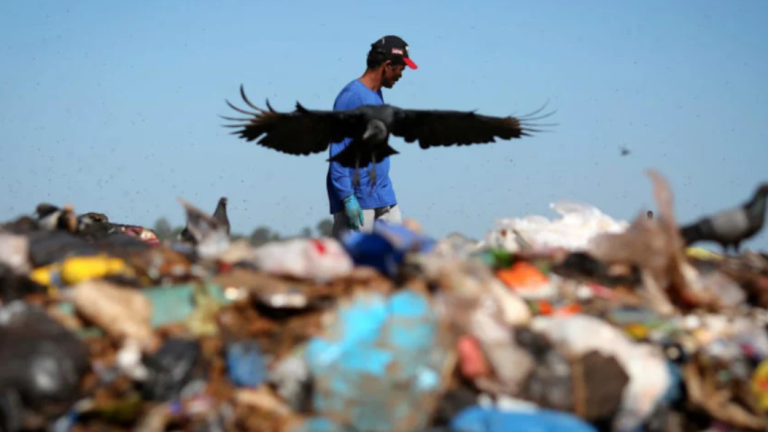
[{"x1": 331, "y1": 204, "x2": 402, "y2": 238}]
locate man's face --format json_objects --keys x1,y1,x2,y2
[{"x1": 381, "y1": 61, "x2": 405, "y2": 88}]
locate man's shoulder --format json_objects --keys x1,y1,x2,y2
[
  {"x1": 334, "y1": 80, "x2": 381, "y2": 111},
  {"x1": 334, "y1": 80, "x2": 364, "y2": 104}
]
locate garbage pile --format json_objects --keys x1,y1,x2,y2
[{"x1": 1, "y1": 169, "x2": 768, "y2": 432}]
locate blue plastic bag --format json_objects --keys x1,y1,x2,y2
[
  {"x1": 225, "y1": 339, "x2": 267, "y2": 388},
  {"x1": 300, "y1": 289, "x2": 449, "y2": 432},
  {"x1": 450, "y1": 405, "x2": 600, "y2": 432},
  {"x1": 341, "y1": 221, "x2": 436, "y2": 278}
]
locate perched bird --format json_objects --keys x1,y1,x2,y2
[
  {"x1": 212, "y1": 197, "x2": 230, "y2": 235},
  {"x1": 77, "y1": 212, "x2": 109, "y2": 228},
  {"x1": 35, "y1": 203, "x2": 77, "y2": 233},
  {"x1": 680, "y1": 183, "x2": 768, "y2": 254},
  {"x1": 177, "y1": 198, "x2": 230, "y2": 259},
  {"x1": 222, "y1": 85, "x2": 554, "y2": 188},
  {"x1": 179, "y1": 196, "x2": 230, "y2": 244},
  {"x1": 76, "y1": 212, "x2": 111, "y2": 238}
]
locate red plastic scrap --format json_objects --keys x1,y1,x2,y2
[{"x1": 457, "y1": 335, "x2": 490, "y2": 379}]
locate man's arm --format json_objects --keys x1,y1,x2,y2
[
  {"x1": 328, "y1": 92, "x2": 363, "y2": 200},
  {"x1": 329, "y1": 137, "x2": 355, "y2": 200}
]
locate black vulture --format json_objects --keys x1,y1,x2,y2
[{"x1": 222, "y1": 85, "x2": 555, "y2": 188}]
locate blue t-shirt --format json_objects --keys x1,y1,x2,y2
[{"x1": 326, "y1": 79, "x2": 398, "y2": 214}]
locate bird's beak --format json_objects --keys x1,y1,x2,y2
[{"x1": 363, "y1": 128, "x2": 373, "y2": 141}]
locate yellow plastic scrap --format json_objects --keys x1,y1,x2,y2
[
  {"x1": 623, "y1": 323, "x2": 650, "y2": 340},
  {"x1": 752, "y1": 360, "x2": 768, "y2": 412},
  {"x1": 685, "y1": 247, "x2": 722, "y2": 261},
  {"x1": 30, "y1": 264, "x2": 59, "y2": 295},
  {"x1": 30, "y1": 255, "x2": 131, "y2": 293},
  {"x1": 60, "y1": 256, "x2": 129, "y2": 284}
]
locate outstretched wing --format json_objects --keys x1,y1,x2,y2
[
  {"x1": 389, "y1": 105, "x2": 555, "y2": 149},
  {"x1": 222, "y1": 85, "x2": 365, "y2": 156}
]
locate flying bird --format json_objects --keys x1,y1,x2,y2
[
  {"x1": 680, "y1": 183, "x2": 768, "y2": 254},
  {"x1": 620, "y1": 145, "x2": 631, "y2": 157},
  {"x1": 222, "y1": 85, "x2": 555, "y2": 188}
]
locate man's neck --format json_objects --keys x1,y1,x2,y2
[{"x1": 359, "y1": 69, "x2": 382, "y2": 92}]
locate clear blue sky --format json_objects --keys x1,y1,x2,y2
[{"x1": 1, "y1": 0, "x2": 767, "y2": 250}]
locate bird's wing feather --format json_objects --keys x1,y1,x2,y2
[
  {"x1": 389, "y1": 107, "x2": 554, "y2": 149},
  {"x1": 222, "y1": 85, "x2": 365, "y2": 156}
]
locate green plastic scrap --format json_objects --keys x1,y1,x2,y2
[{"x1": 143, "y1": 282, "x2": 229, "y2": 329}]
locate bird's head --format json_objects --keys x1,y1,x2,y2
[
  {"x1": 363, "y1": 119, "x2": 388, "y2": 142},
  {"x1": 35, "y1": 203, "x2": 60, "y2": 219},
  {"x1": 218, "y1": 197, "x2": 228, "y2": 207},
  {"x1": 758, "y1": 183, "x2": 768, "y2": 197},
  {"x1": 77, "y1": 212, "x2": 110, "y2": 231}
]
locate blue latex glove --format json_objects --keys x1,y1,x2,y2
[{"x1": 343, "y1": 194, "x2": 364, "y2": 230}]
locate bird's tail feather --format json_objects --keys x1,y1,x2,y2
[{"x1": 376, "y1": 144, "x2": 399, "y2": 161}]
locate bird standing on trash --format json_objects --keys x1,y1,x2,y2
[
  {"x1": 179, "y1": 197, "x2": 230, "y2": 244},
  {"x1": 222, "y1": 35, "x2": 553, "y2": 238},
  {"x1": 212, "y1": 197, "x2": 230, "y2": 235},
  {"x1": 35, "y1": 203, "x2": 77, "y2": 233},
  {"x1": 680, "y1": 183, "x2": 768, "y2": 254}
]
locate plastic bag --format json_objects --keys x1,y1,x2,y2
[
  {"x1": 449, "y1": 404, "x2": 599, "y2": 432},
  {"x1": 485, "y1": 200, "x2": 629, "y2": 252},
  {"x1": 139, "y1": 338, "x2": 202, "y2": 401},
  {"x1": 0, "y1": 301, "x2": 90, "y2": 424},
  {"x1": 252, "y1": 238, "x2": 353, "y2": 283},
  {"x1": 301, "y1": 289, "x2": 453, "y2": 432},
  {"x1": 341, "y1": 221, "x2": 437, "y2": 279},
  {"x1": 0, "y1": 233, "x2": 31, "y2": 274}
]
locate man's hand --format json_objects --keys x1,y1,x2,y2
[{"x1": 343, "y1": 195, "x2": 364, "y2": 230}]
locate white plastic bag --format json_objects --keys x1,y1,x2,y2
[
  {"x1": 485, "y1": 200, "x2": 629, "y2": 252},
  {"x1": 251, "y1": 238, "x2": 354, "y2": 283},
  {"x1": 0, "y1": 233, "x2": 31, "y2": 274}
]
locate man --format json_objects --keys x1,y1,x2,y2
[{"x1": 326, "y1": 35, "x2": 418, "y2": 238}]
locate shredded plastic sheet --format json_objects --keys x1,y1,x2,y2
[{"x1": 484, "y1": 200, "x2": 630, "y2": 252}]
